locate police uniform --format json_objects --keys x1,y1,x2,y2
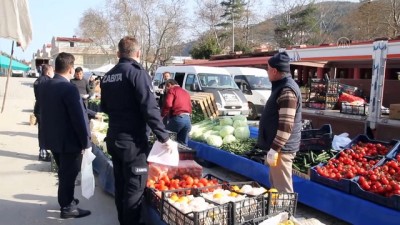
[{"x1": 100, "y1": 58, "x2": 169, "y2": 225}]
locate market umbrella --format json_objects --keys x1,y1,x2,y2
[{"x1": 0, "y1": 0, "x2": 33, "y2": 113}]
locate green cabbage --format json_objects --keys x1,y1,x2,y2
[
  {"x1": 212, "y1": 125, "x2": 222, "y2": 131},
  {"x1": 206, "y1": 135, "x2": 223, "y2": 147},
  {"x1": 219, "y1": 117, "x2": 233, "y2": 126},
  {"x1": 234, "y1": 126, "x2": 250, "y2": 140},
  {"x1": 219, "y1": 125, "x2": 235, "y2": 137},
  {"x1": 232, "y1": 115, "x2": 247, "y2": 122},
  {"x1": 233, "y1": 120, "x2": 247, "y2": 128},
  {"x1": 223, "y1": 135, "x2": 237, "y2": 144}
]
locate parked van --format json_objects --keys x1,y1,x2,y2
[
  {"x1": 224, "y1": 67, "x2": 271, "y2": 119},
  {"x1": 154, "y1": 66, "x2": 249, "y2": 116}
]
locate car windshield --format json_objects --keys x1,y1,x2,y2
[
  {"x1": 246, "y1": 75, "x2": 271, "y2": 90},
  {"x1": 198, "y1": 73, "x2": 239, "y2": 89}
]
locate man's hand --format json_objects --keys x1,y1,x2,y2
[{"x1": 162, "y1": 139, "x2": 175, "y2": 154}]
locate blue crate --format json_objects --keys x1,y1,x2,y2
[
  {"x1": 350, "y1": 175, "x2": 400, "y2": 211},
  {"x1": 309, "y1": 165, "x2": 352, "y2": 193}
]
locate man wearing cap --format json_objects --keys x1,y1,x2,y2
[{"x1": 257, "y1": 51, "x2": 302, "y2": 193}]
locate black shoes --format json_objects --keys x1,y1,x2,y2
[
  {"x1": 60, "y1": 200, "x2": 91, "y2": 219},
  {"x1": 38, "y1": 149, "x2": 51, "y2": 162}
]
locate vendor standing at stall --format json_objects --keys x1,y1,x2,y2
[
  {"x1": 257, "y1": 51, "x2": 302, "y2": 193},
  {"x1": 161, "y1": 79, "x2": 192, "y2": 145}
]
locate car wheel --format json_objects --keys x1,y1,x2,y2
[{"x1": 247, "y1": 102, "x2": 258, "y2": 120}]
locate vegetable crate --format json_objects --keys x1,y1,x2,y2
[
  {"x1": 340, "y1": 102, "x2": 367, "y2": 116},
  {"x1": 300, "y1": 124, "x2": 333, "y2": 152},
  {"x1": 349, "y1": 158, "x2": 400, "y2": 211},
  {"x1": 161, "y1": 188, "x2": 231, "y2": 225},
  {"x1": 264, "y1": 193, "x2": 298, "y2": 216},
  {"x1": 145, "y1": 188, "x2": 162, "y2": 214},
  {"x1": 350, "y1": 176, "x2": 400, "y2": 211},
  {"x1": 344, "y1": 134, "x2": 399, "y2": 157},
  {"x1": 178, "y1": 144, "x2": 197, "y2": 160},
  {"x1": 191, "y1": 93, "x2": 219, "y2": 119},
  {"x1": 309, "y1": 165, "x2": 353, "y2": 193}
]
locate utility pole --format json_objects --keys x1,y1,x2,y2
[{"x1": 232, "y1": 0, "x2": 235, "y2": 53}]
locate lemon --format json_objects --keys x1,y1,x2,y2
[
  {"x1": 177, "y1": 196, "x2": 189, "y2": 203},
  {"x1": 232, "y1": 185, "x2": 240, "y2": 191},
  {"x1": 228, "y1": 192, "x2": 238, "y2": 197},
  {"x1": 213, "y1": 193, "x2": 223, "y2": 199},
  {"x1": 169, "y1": 195, "x2": 179, "y2": 202},
  {"x1": 268, "y1": 188, "x2": 278, "y2": 193}
]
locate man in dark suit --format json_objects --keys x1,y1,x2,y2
[
  {"x1": 33, "y1": 64, "x2": 54, "y2": 161},
  {"x1": 38, "y1": 52, "x2": 91, "y2": 219}
]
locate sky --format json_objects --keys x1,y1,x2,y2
[{"x1": 0, "y1": 0, "x2": 359, "y2": 62}]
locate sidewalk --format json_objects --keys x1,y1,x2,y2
[{"x1": 0, "y1": 77, "x2": 117, "y2": 225}]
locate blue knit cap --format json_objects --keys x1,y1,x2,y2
[{"x1": 268, "y1": 52, "x2": 291, "y2": 72}]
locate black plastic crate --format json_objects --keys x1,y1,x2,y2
[
  {"x1": 228, "y1": 181, "x2": 266, "y2": 197},
  {"x1": 340, "y1": 102, "x2": 367, "y2": 116},
  {"x1": 264, "y1": 192, "x2": 298, "y2": 216},
  {"x1": 178, "y1": 144, "x2": 197, "y2": 160},
  {"x1": 345, "y1": 134, "x2": 398, "y2": 157},
  {"x1": 385, "y1": 142, "x2": 400, "y2": 159},
  {"x1": 161, "y1": 188, "x2": 231, "y2": 225},
  {"x1": 300, "y1": 124, "x2": 333, "y2": 152},
  {"x1": 350, "y1": 175, "x2": 400, "y2": 211},
  {"x1": 231, "y1": 195, "x2": 265, "y2": 225},
  {"x1": 309, "y1": 165, "x2": 352, "y2": 193},
  {"x1": 145, "y1": 188, "x2": 162, "y2": 214}
]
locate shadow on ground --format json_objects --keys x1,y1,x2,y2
[
  {"x1": 0, "y1": 131, "x2": 37, "y2": 138},
  {"x1": 0, "y1": 195, "x2": 63, "y2": 225},
  {"x1": 0, "y1": 149, "x2": 37, "y2": 161}
]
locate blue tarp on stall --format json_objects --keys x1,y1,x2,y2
[{"x1": 0, "y1": 55, "x2": 30, "y2": 71}]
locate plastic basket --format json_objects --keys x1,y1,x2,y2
[
  {"x1": 345, "y1": 134, "x2": 398, "y2": 157},
  {"x1": 309, "y1": 166, "x2": 352, "y2": 193},
  {"x1": 178, "y1": 144, "x2": 197, "y2": 160},
  {"x1": 161, "y1": 188, "x2": 231, "y2": 225},
  {"x1": 264, "y1": 192, "x2": 298, "y2": 216},
  {"x1": 145, "y1": 188, "x2": 163, "y2": 214},
  {"x1": 340, "y1": 102, "x2": 367, "y2": 116},
  {"x1": 231, "y1": 195, "x2": 265, "y2": 225},
  {"x1": 350, "y1": 176, "x2": 400, "y2": 211},
  {"x1": 300, "y1": 124, "x2": 333, "y2": 152},
  {"x1": 385, "y1": 142, "x2": 400, "y2": 159}
]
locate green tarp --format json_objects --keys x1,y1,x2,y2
[{"x1": 0, "y1": 55, "x2": 29, "y2": 71}]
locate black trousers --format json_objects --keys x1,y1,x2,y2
[
  {"x1": 35, "y1": 114, "x2": 43, "y2": 149},
  {"x1": 106, "y1": 138, "x2": 149, "y2": 225},
  {"x1": 52, "y1": 151, "x2": 82, "y2": 208}
]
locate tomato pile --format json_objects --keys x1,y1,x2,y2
[
  {"x1": 147, "y1": 174, "x2": 220, "y2": 192},
  {"x1": 314, "y1": 141, "x2": 391, "y2": 181},
  {"x1": 357, "y1": 154, "x2": 400, "y2": 197}
]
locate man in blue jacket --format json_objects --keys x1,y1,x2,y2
[
  {"x1": 101, "y1": 36, "x2": 174, "y2": 225},
  {"x1": 38, "y1": 52, "x2": 91, "y2": 219}
]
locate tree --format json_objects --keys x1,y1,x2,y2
[
  {"x1": 219, "y1": 0, "x2": 247, "y2": 52},
  {"x1": 273, "y1": 1, "x2": 318, "y2": 47},
  {"x1": 77, "y1": 0, "x2": 187, "y2": 72},
  {"x1": 190, "y1": 37, "x2": 222, "y2": 59}
]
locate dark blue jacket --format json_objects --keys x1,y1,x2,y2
[
  {"x1": 257, "y1": 75, "x2": 302, "y2": 153},
  {"x1": 100, "y1": 58, "x2": 169, "y2": 143},
  {"x1": 33, "y1": 75, "x2": 51, "y2": 116},
  {"x1": 38, "y1": 74, "x2": 90, "y2": 153}
]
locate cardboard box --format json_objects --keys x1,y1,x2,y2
[{"x1": 389, "y1": 104, "x2": 400, "y2": 120}]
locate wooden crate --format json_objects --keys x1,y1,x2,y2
[{"x1": 191, "y1": 93, "x2": 218, "y2": 119}]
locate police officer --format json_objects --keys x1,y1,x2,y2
[{"x1": 100, "y1": 36, "x2": 174, "y2": 225}]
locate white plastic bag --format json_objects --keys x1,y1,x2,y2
[
  {"x1": 259, "y1": 212, "x2": 304, "y2": 225},
  {"x1": 332, "y1": 133, "x2": 352, "y2": 150},
  {"x1": 81, "y1": 147, "x2": 96, "y2": 199},
  {"x1": 147, "y1": 140, "x2": 179, "y2": 166}
]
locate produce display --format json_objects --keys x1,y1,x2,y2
[
  {"x1": 189, "y1": 116, "x2": 253, "y2": 151},
  {"x1": 147, "y1": 173, "x2": 220, "y2": 192},
  {"x1": 293, "y1": 150, "x2": 336, "y2": 175},
  {"x1": 356, "y1": 153, "x2": 400, "y2": 197},
  {"x1": 314, "y1": 142, "x2": 390, "y2": 181}
]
